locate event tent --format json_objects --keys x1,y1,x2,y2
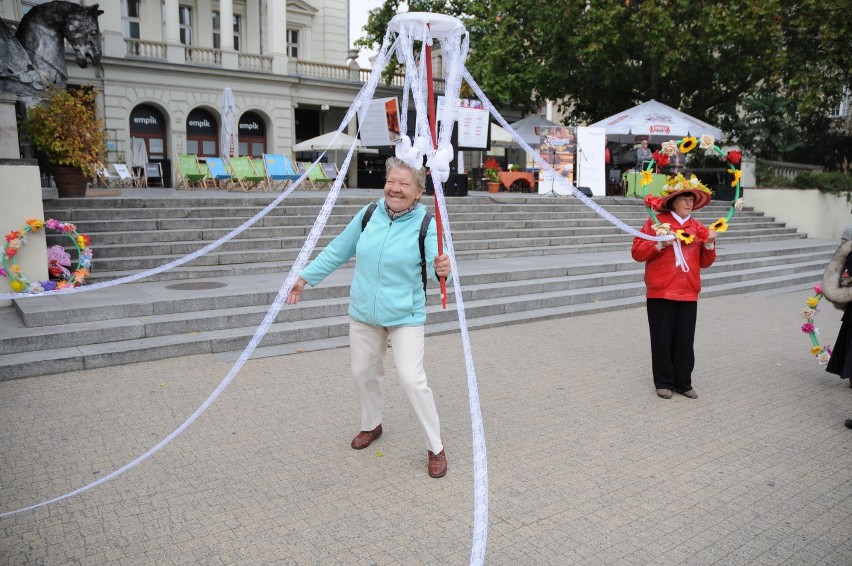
[
  {"x1": 587, "y1": 99, "x2": 723, "y2": 143},
  {"x1": 508, "y1": 114, "x2": 562, "y2": 146},
  {"x1": 489, "y1": 123, "x2": 515, "y2": 147}
]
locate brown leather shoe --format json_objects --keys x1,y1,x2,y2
[
  {"x1": 428, "y1": 449, "x2": 447, "y2": 478},
  {"x1": 351, "y1": 424, "x2": 382, "y2": 450}
]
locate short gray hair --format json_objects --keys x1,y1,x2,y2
[{"x1": 385, "y1": 156, "x2": 426, "y2": 193}]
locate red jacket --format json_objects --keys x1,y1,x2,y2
[{"x1": 631, "y1": 212, "x2": 716, "y2": 301}]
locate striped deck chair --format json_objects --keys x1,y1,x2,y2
[
  {"x1": 227, "y1": 156, "x2": 266, "y2": 191},
  {"x1": 251, "y1": 158, "x2": 270, "y2": 192},
  {"x1": 305, "y1": 162, "x2": 334, "y2": 189},
  {"x1": 263, "y1": 154, "x2": 301, "y2": 191},
  {"x1": 113, "y1": 163, "x2": 142, "y2": 187},
  {"x1": 205, "y1": 157, "x2": 234, "y2": 190},
  {"x1": 175, "y1": 154, "x2": 208, "y2": 190}
]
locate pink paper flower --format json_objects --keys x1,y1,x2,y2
[
  {"x1": 813, "y1": 283, "x2": 823, "y2": 295},
  {"x1": 802, "y1": 323, "x2": 815, "y2": 333}
]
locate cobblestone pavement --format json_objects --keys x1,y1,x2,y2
[{"x1": 1, "y1": 287, "x2": 851, "y2": 565}]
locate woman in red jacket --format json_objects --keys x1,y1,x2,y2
[{"x1": 632, "y1": 176, "x2": 718, "y2": 399}]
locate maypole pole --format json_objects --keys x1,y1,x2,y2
[{"x1": 424, "y1": 22, "x2": 448, "y2": 309}]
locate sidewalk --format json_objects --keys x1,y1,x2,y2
[{"x1": 1, "y1": 286, "x2": 851, "y2": 564}]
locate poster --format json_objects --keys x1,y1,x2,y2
[
  {"x1": 536, "y1": 126, "x2": 575, "y2": 188},
  {"x1": 358, "y1": 97, "x2": 402, "y2": 147},
  {"x1": 576, "y1": 127, "x2": 606, "y2": 196},
  {"x1": 436, "y1": 96, "x2": 489, "y2": 149}
]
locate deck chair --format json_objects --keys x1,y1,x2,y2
[
  {"x1": 113, "y1": 163, "x2": 141, "y2": 187},
  {"x1": 175, "y1": 154, "x2": 208, "y2": 190},
  {"x1": 251, "y1": 158, "x2": 270, "y2": 192},
  {"x1": 94, "y1": 164, "x2": 121, "y2": 188},
  {"x1": 227, "y1": 156, "x2": 266, "y2": 192},
  {"x1": 143, "y1": 162, "x2": 164, "y2": 188},
  {"x1": 205, "y1": 157, "x2": 234, "y2": 190},
  {"x1": 321, "y1": 162, "x2": 345, "y2": 188},
  {"x1": 262, "y1": 154, "x2": 301, "y2": 191},
  {"x1": 305, "y1": 162, "x2": 334, "y2": 189}
]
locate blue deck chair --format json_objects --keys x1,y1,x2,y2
[
  {"x1": 263, "y1": 154, "x2": 301, "y2": 191},
  {"x1": 206, "y1": 157, "x2": 234, "y2": 190}
]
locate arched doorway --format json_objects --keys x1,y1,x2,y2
[
  {"x1": 238, "y1": 111, "x2": 266, "y2": 157},
  {"x1": 186, "y1": 108, "x2": 218, "y2": 158},
  {"x1": 129, "y1": 104, "x2": 171, "y2": 185}
]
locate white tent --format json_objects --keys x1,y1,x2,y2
[
  {"x1": 588, "y1": 99, "x2": 723, "y2": 143},
  {"x1": 293, "y1": 131, "x2": 377, "y2": 152},
  {"x1": 508, "y1": 114, "x2": 562, "y2": 146},
  {"x1": 489, "y1": 123, "x2": 514, "y2": 147}
]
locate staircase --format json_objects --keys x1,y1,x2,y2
[{"x1": 0, "y1": 193, "x2": 834, "y2": 380}]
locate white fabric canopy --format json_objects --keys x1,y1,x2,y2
[
  {"x1": 489, "y1": 123, "x2": 514, "y2": 147},
  {"x1": 588, "y1": 99, "x2": 723, "y2": 143},
  {"x1": 220, "y1": 87, "x2": 237, "y2": 157},
  {"x1": 508, "y1": 114, "x2": 562, "y2": 146},
  {"x1": 293, "y1": 131, "x2": 378, "y2": 153}
]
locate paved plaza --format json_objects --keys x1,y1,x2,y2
[{"x1": 1, "y1": 284, "x2": 851, "y2": 564}]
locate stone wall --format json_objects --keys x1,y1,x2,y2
[{"x1": 746, "y1": 188, "x2": 852, "y2": 240}]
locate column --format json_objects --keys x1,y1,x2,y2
[
  {"x1": 267, "y1": 0, "x2": 288, "y2": 74},
  {"x1": 96, "y1": 2, "x2": 125, "y2": 58},
  {"x1": 163, "y1": 0, "x2": 184, "y2": 64},
  {"x1": 219, "y1": 0, "x2": 238, "y2": 69}
]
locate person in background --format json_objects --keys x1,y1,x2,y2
[
  {"x1": 670, "y1": 150, "x2": 685, "y2": 175},
  {"x1": 822, "y1": 224, "x2": 852, "y2": 429},
  {"x1": 287, "y1": 157, "x2": 452, "y2": 478},
  {"x1": 636, "y1": 139, "x2": 653, "y2": 169},
  {"x1": 631, "y1": 176, "x2": 717, "y2": 399}
]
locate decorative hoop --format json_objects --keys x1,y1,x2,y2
[
  {"x1": 641, "y1": 134, "x2": 743, "y2": 229},
  {"x1": 1, "y1": 218, "x2": 92, "y2": 293},
  {"x1": 801, "y1": 283, "x2": 832, "y2": 365}
]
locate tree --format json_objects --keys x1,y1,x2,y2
[{"x1": 356, "y1": 0, "x2": 852, "y2": 167}]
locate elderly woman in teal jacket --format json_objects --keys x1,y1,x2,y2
[{"x1": 287, "y1": 157, "x2": 452, "y2": 478}]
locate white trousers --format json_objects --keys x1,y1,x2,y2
[{"x1": 349, "y1": 318, "x2": 443, "y2": 454}]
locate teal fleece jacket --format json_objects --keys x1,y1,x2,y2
[{"x1": 299, "y1": 199, "x2": 451, "y2": 327}]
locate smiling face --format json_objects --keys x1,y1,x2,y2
[
  {"x1": 384, "y1": 163, "x2": 423, "y2": 212},
  {"x1": 670, "y1": 193, "x2": 695, "y2": 217}
]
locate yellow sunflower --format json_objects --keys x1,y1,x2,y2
[
  {"x1": 730, "y1": 169, "x2": 742, "y2": 187},
  {"x1": 676, "y1": 229, "x2": 695, "y2": 244},
  {"x1": 640, "y1": 170, "x2": 654, "y2": 186},
  {"x1": 709, "y1": 218, "x2": 729, "y2": 232},
  {"x1": 679, "y1": 137, "x2": 697, "y2": 153}
]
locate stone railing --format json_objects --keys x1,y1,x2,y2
[
  {"x1": 356, "y1": 68, "x2": 445, "y2": 91},
  {"x1": 186, "y1": 47, "x2": 222, "y2": 66},
  {"x1": 296, "y1": 61, "x2": 352, "y2": 81},
  {"x1": 124, "y1": 38, "x2": 166, "y2": 60},
  {"x1": 239, "y1": 53, "x2": 273, "y2": 72},
  {"x1": 760, "y1": 159, "x2": 823, "y2": 180}
]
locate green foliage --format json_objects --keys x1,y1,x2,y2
[
  {"x1": 26, "y1": 86, "x2": 106, "y2": 179},
  {"x1": 790, "y1": 171, "x2": 852, "y2": 193},
  {"x1": 484, "y1": 167, "x2": 499, "y2": 182},
  {"x1": 356, "y1": 0, "x2": 852, "y2": 167}
]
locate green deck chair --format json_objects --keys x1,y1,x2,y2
[
  {"x1": 175, "y1": 154, "x2": 207, "y2": 190},
  {"x1": 306, "y1": 162, "x2": 334, "y2": 189},
  {"x1": 227, "y1": 156, "x2": 266, "y2": 192}
]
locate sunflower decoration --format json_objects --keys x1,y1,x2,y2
[
  {"x1": 675, "y1": 229, "x2": 696, "y2": 245},
  {"x1": 640, "y1": 169, "x2": 654, "y2": 186},
  {"x1": 729, "y1": 169, "x2": 742, "y2": 187},
  {"x1": 679, "y1": 136, "x2": 698, "y2": 153},
  {"x1": 709, "y1": 218, "x2": 729, "y2": 233}
]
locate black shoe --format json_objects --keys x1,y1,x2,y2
[{"x1": 845, "y1": 419, "x2": 852, "y2": 430}]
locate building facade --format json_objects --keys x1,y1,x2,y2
[{"x1": 1, "y1": 0, "x2": 428, "y2": 185}]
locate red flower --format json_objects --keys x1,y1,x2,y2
[
  {"x1": 643, "y1": 194, "x2": 662, "y2": 211},
  {"x1": 694, "y1": 225, "x2": 710, "y2": 242},
  {"x1": 6, "y1": 247, "x2": 17, "y2": 257},
  {"x1": 5, "y1": 230, "x2": 22, "y2": 242},
  {"x1": 724, "y1": 150, "x2": 742, "y2": 165},
  {"x1": 652, "y1": 150, "x2": 670, "y2": 167},
  {"x1": 483, "y1": 157, "x2": 502, "y2": 171}
]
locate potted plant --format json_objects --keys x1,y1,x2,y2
[
  {"x1": 484, "y1": 157, "x2": 502, "y2": 192},
  {"x1": 26, "y1": 86, "x2": 107, "y2": 197}
]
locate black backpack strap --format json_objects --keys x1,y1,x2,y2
[
  {"x1": 419, "y1": 211, "x2": 433, "y2": 299},
  {"x1": 361, "y1": 202, "x2": 378, "y2": 232}
]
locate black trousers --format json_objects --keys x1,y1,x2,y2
[{"x1": 646, "y1": 298, "x2": 697, "y2": 391}]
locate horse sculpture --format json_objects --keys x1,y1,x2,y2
[{"x1": 0, "y1": 1, "x2": 103, "y2": 107}]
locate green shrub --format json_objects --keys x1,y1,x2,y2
[{"x1": 790, "y1": 171, "x2": 852, "y2": 192}]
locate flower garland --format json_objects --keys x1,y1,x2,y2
[
  {"x1": 802, "y1": 283, "x2": 831, "y2": 365},
  {"x1": 642, "y1": 133, "x2": 744, "y2": 230},
  {"x1": 1, "y1": 218, "x2": 92, "y2": 293}
]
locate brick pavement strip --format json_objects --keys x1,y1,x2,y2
[{"x1": 1, "y1": 289, "x2": 851, "y2": 565}]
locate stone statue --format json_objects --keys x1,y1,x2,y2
[{"x1": 0, "y1": 1, "x2": 103, "y2": 108}]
